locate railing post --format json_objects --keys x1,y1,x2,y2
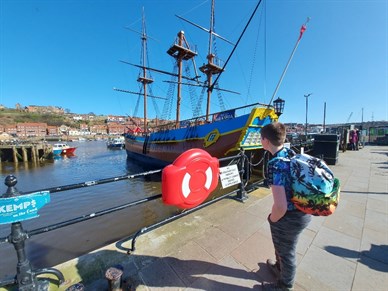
[
  {"x1": 236, "y1": 149, "x2": 248, "y2": 202},
  {"x1": 0, "y1": 175, "x2": 64, "y2": 290},
  {"x1": 2, "y1": 175, "x2": 45, "y2": 290},
  {"x1": 11, "y1": 222, "x2": 38, "y2": 290}
]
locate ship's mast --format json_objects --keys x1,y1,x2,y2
[
  {"x1": 167, "y1": 31, "x2": 197, "y2": 128},
  {"x1": 207, "y1": 0, "x2": 215, "y2": 57},
  {"x1": 199, "y1": 0, "x2": 224, "y2": 122},
  {"x1": 173, "y1": 0, "x2": 241, "y2": 123},
  {"x1": 137, "y1": 8, "x2": 154, "y2": 133},
  {"x1": 115, "y1": 8, "x2": 171, "y2": 133}
]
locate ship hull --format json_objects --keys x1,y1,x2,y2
[{"x1": 125, "y1": 107, "x2": 278, "y2": 168}]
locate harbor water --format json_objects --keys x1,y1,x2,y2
[{"x1": 0, "y1": 140, "x2": 173, "y2": 279}]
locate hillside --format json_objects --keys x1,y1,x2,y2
[{"x1": 0, "y1": 109, "x2": 105, "y2": 127}]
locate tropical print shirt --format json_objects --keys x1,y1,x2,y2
[{"x1": 267, "y1": 147, "x2": 296, "y2": 211}]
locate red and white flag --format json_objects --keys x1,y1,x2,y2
[{"x1": 298, "y1": 24, "x2": 307, "y2": 40}]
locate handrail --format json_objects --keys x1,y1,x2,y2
[
  {"x1": 0, "y1": 152, "x2": 246, "y2": 244},
  {"x1": 0, "y1": 150, "x2": 264, "y2": 290},
  {"x1": 23, "y1": 168, "x2": 162, "y2": 195},
  {"x1": 0, "y1": 194, "x2": 163, "y2": 243}
]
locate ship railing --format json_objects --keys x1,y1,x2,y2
[
  {"x1": 0, "y1": 149, "x2": 265, "y2": 290},
  {"x1": 151, "y1": 102, "x2": 274, "y2": 132},
  {"x1": 211, "y1": 54, "x2": 225, "y2": 68}
]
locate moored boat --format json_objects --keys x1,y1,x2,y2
[
  {"x1": 52, "y1": 143, "x2": 77, "y2": 155},
  {"x1": 107, "y1": 137, "x2": 125, "y2": 149},
  {"x1": 125, "y1": 106, "x2": 278, "y2": 168}
]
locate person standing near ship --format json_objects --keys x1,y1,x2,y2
[{"x1": 260, "y1": 122, "x2": 311, "y2": 291}]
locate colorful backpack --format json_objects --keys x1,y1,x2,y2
[{"x1": 272, "y1": 153, "x2": 340, "y2": 216}]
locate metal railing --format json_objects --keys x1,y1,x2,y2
[{"x1": 0, "y1": 149, "x2": 263, "y2": 290}]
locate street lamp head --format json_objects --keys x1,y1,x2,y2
[
  {"x1": 273, "y1": 97, "x2": 285, "y2": 117},
  {"x1": 304, "y1": 93, "x2": 313, "y2": 98}
]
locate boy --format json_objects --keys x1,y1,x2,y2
[{"x1": 260, "y1": 122, "x2": 311, "y2": 291}]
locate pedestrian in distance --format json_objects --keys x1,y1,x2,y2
[
  {"x1": 260, "y1": 122, "x2": 312, "y2": 291},
  {"x1": 349, "y1": 129, "x2": 358, "y2": 151}
]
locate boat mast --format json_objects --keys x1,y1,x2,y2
[
  {"x1": 137, "y1": 8, "x2": 154, "y2": 133},
  {"x1": 199, "y1": 0, "x2": 224, "y2": 122},
  {"x1": 115, "y1": 8, "x2": 170, "y2": 133},
  {"x1": 167, "y1": 31, "x2": 197, "y2": 128},
  {"x1": 177, "y1": 32, "x2": 184, "y2": 128}
]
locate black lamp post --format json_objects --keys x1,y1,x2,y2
[
  {"x1": 273, "y1": 97, "x2": 285, "y2": 117},
  {"x1": 304, "y1": 93, "x2": 313, "y2": 136}
]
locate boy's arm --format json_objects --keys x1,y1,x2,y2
[{"x1": 269, "y1": 185, "x2": 288, "y2": 222}]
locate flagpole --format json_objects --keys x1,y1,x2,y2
[{"x1": 269, "y1": 17, "x2": 310, "y2": 106}]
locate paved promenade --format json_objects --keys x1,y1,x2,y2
[{"x1": 53, "y1": 145, "x2": 388, "y2": 290}]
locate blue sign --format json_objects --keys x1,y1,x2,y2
[
  {"x1": 0, "y1": 191, "x2": 50, "y2": 224},
  {"x1": 212, "y1": 110, "x2": 235, "y2": 121}
]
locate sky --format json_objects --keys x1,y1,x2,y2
[{"x1": 1, "y1": 0, "x2": 387, "y2": 125}]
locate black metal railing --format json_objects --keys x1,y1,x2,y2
[{"x1": 0, "y1": 150, "x2": 262, "y2": 290}]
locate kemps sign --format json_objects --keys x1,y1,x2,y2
[{"x1": 0, "y1": 191, "x2": 50, "y2": 224}]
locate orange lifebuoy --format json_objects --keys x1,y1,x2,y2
[{"x1": 162, "y1": 148, "x2": 219, "y2": 209}]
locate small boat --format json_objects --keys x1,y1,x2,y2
[
  {"x1": 52, "y1": 143, "x2": 77, "y2": 155},
  {"x1": 107, "y1": 137, "x2": 125, "y2": 149}
]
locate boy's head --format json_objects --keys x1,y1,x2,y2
[{"x1": 260, "y1": 122, "x2": 286, "y2": 147}]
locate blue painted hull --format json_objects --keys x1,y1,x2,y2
[
  {"x1": 53, "y1": 149, "x2": 62, "y2": 155},
  {"x1": 125, "y1": 107, "x2": 278, "y2": 167}
]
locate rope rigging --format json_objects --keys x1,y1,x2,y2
[
  {"x1": 194, "y1": 86, "x2": 206, "y2": 118},
  {"x1": 210, "y1": 3, "x2": 227, "y2": 113},
  {"x1": 185, "y1": 64, "x2": 202, "y2": 117},
  {"x1": 148, "y1": 86, "x2": 161, "y2": 118},
  {"x1": 161, "y1": 67, "x2": 177, "y2": 121},
  {"x1": 246, "y1": 5, "x2": 265, "y2": 105}
]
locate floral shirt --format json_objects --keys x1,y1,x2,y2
[{"x1": 267, "y1": 147, "x2": 296, "y2": 211}]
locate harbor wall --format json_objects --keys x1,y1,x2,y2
[{"x1": 0, "y1": 143, "x2": 53, "y2": 163}]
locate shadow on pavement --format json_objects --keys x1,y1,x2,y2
[
  {"x1": 71, "y1": 249, "x2": 271, "y2": 290},
  {"x1": 325, "y1": 244, "x2": 388, "y2": 272}
]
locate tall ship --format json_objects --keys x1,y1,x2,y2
[{"x1": 116, "y1": 0, "x2": 290, "y2": 168}]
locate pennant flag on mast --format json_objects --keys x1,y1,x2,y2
[
  {"x1": 298, "y1": 25, "x2": 306, "y2": 40},
  {"x1": 128, "y1": 126, "x2": 143, "y2": 134},
  {"x1": 133, "y1": 126, "x2": 142, "y2": 133},
  {"x1": 298, "y1": 17, "x2": 310, "y2": 40}
]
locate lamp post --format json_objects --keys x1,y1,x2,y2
[
  {"x1": 273, "y1": 97, "x2": 285, "y2": 117},
  {"x1": 304, "y1": 93, "x2": 313, "y2": 136}
]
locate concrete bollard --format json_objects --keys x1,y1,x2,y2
[{"x1": 105, "y1": 265, "x2": 124, "y2": 291}]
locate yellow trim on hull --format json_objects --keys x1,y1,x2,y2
[{"x1": 226, "y1": 107, "x2": 278, "y2": 154}]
